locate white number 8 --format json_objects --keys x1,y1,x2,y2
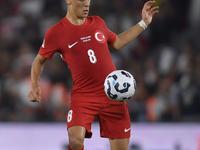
[
  {"x1": 87, "y1": 49, "x2": 97, "y2": 64},
  {"x1": 67, "y1": 110, "x2": 73, "y2": 122}
]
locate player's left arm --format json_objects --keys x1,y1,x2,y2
[{"x1": 110, "y1": 0, "x2": 159, "y2": 50}]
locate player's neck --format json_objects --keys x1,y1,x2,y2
[{"x1": 66, "y1": 14, "x2": 86, "y2": 26}]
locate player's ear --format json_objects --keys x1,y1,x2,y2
[{"x1": 65, "y1": 0, "x2": 72, "y2": 5}]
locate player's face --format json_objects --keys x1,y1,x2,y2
[{"x1": 69, "y1": 0, "x2": 91, "y2": 18}]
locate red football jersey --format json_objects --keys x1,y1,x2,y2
[{"x1": 39, "y1": 16, "x2": 117, "y2": 97}]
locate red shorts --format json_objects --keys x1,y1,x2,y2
[{"x1": 66, "y1": 94, "x2": 131, "y2": 139}]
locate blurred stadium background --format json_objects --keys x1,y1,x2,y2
[{"x1": 0, "y1": 0, "x2": 200, "y2": 149}]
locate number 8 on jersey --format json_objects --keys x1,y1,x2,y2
[{"x1": 87, "y1": 49, "x2": 97, "y2": 64}]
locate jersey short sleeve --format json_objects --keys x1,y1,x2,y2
[
  {"x1": 39, "y1": 27, "x2": 59, "y2": 59},
  {"x1": 107, "y1": 29, "x2": 116, "y2": 45},
  {"x1": 99, "y1": 17, "x2": 116, "y2": 45}
]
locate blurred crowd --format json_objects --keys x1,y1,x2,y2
[{"x1": 0, "y1": 0, "x2": 200, "y2": 122}]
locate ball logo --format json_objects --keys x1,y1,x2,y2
[{"x1": 94, "y1": 30, "x2": 105, "y2": 44}]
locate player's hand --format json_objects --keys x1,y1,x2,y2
[
  {"x1": 28, "y1": 86, "x2": 41, "y2": 103},
  {"x1": 142, "y1": 0, "x2": 159, "y2": 26}
]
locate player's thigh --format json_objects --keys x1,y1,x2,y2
[
  {"x1": 109, "y1": 138, "x2": 130, "y2": 150},
  {"x1": 98, "y1": 101, "x2": 131, "y2": 138},
  {"x1": 68, "y1": 126, "x2": 86, "y2": 144},
  {"x1": 67, "y1": 98, "x2": 99, "y2": 138}
]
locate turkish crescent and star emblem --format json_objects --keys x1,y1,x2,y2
[{"x1": 94, "y1": 30, "x2": 105, "y2": 44}]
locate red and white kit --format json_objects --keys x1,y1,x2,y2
[{"x1": 39, "y1": 16, "x2": 131, "y2": 138}]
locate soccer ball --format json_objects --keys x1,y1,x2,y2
[{"x1": 104, "y1": 70, "x2": 136, "y2": 102}]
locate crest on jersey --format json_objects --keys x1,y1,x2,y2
[{"x1": 94, "y1": 30, "x2": 105, "y2": 44}]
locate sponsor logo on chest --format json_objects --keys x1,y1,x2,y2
[
  {"x1": 79, "y1": 30, "x2": 105, "y2": 44},
  {"x1": 81, "y1": 36, "x2": 91, "y2": 42},
  {"x1": 67, "y1": 30, "x2": 105, "y2": 48}
]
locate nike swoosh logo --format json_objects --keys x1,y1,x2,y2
[
  {"x1": 124, "y1": 128, "x2": 131, "y2": 132},
  {"x1": 68, "y1": 41, "x2": 78, "y2": 48}
]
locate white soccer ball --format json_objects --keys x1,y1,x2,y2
[{"x1": 104, "y1": 70, "x2": 136, "y2": 102}]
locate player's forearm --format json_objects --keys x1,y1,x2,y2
[
  {"x1": 111, "y1": 24, "x2": 144, "y2": 50},
  {"x1": 31, "y1": 55, "x2": 46, "y2": 87}
]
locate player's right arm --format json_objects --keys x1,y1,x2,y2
[
  {"x1": 28, "y1": 54, "x2": 47, "y2": 103},
  {"x1": 28, "y1": 25, "x2": 59, "y2": 102}
]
